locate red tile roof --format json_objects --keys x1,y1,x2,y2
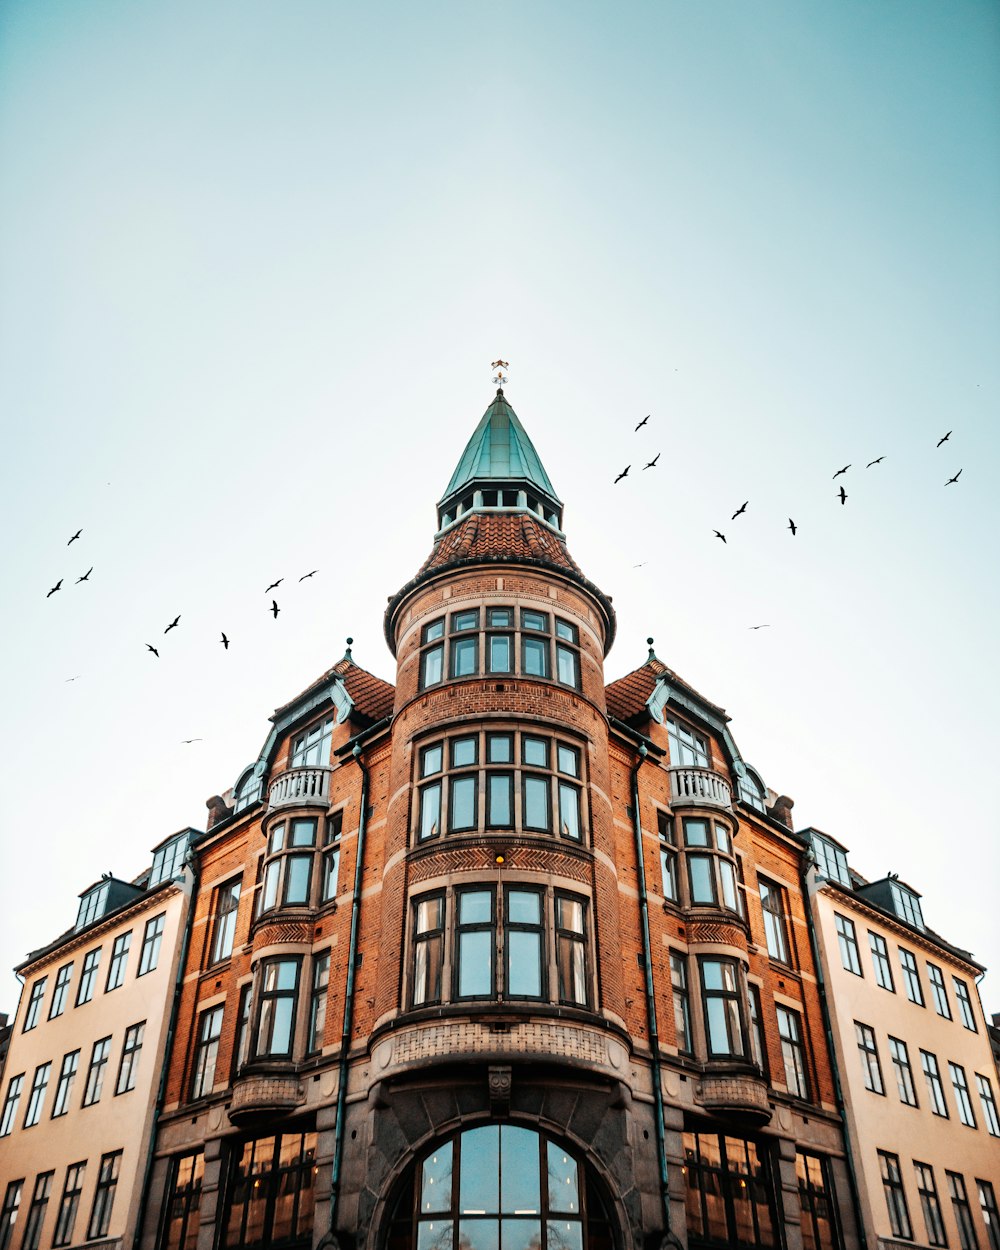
[
  {"x1": 605, "y1": 657, "x2": 727, "y2": 722},
  {"x1": 273, "y1": 658, "x2": 395, "y2": 723}
]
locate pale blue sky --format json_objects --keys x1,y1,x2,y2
[{"x1": 1, "y1": 1, "x2": 997, "y2": 1009}]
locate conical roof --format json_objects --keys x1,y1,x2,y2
[{"x1": 441, "y1": 390, "x2": 560, "y2": 504}]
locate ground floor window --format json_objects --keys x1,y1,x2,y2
[
  {"x1": 160, "y1": 1153, "x2": 204, "y2": 1250},
  {"x1": 796, "y1": 1152, "x2": 842, "y2": 1250},
  {"x1": 222, "y1": 1131, "x2": 316, "y2": 1250},
  {"x1": 682, "y1": 1130, "x2": 777, "y2": 1249}
]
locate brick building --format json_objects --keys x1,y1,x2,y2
[{"x1": 142, "y1": 388, "x2": 863, "y2": 1250}]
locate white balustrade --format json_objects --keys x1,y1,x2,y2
[
  {"x1": 668, "y1": 765, "x2": 733, "y2": 810},
  {"x1": 267, "y1": 766, "x2": 331, "y2": 810}
]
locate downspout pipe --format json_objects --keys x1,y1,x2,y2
[
  {"x1": 798, "y1": 852, "x2": 869, "y2": 1250},
  {"x1": 328, "y1": 743, "x2": 370, "y2": 1237},
  {"x1": 629, "y1": 746, "x2": 674, "y2": 1242},
  {"x1": 132, "y1": 854, "x2": 201, "y2": 1250}
]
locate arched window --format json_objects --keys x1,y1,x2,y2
[
  {"x1": 234, "y1": 769, "x2": 262, "y2": 814},
  {"x1": 385, "y1": 1125, "x2": 615, "y2": 1250}
]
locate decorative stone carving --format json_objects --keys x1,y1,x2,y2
[
  {"x1": 696, "y1": 1072, "x2": 771, "y2": 1125},
  {"x1": 488, "y1": 1065, "x2": 512, "y2": 1114},
  {"x1": 228, "y1": 1073, "x2": 304, "y2": 1125}
]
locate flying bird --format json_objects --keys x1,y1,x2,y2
[
  {"x1": 633, "y1": 561, "x2": 648, "y2": 568},
  {"x1": 65, "y1": 676, "x2": 81, "y2": 682},
  {"x1": 75, "y1": 567, "x2": 93, "y2": 583},
  {"x1": 945, "y1": 470, "x2": 962, "y2": 485},
  {"x1": 749, "y1": 625, "x2": 771, "y2": 630},
  {"x1": 731, "y1": 501, "x2": 748, "y2": 520},
  {"x1": 866, "y1": 457, "x2": 884, "y2": 468},
  {"x1": 164, "y1": 615, "x2": 181, "y2": 633},
  {"x1": 642, "y1": 454, "x2": 660, "y2": 470},
  {"x1": 265, "y1": 578, "x2": 284, "y2": 593},
  {"x1": 220, "y1": 632, "x2": 230, "y2": 649},
  {"x1": 635, "y1": 415, "x2": 650, "y2": 431},
  {"x1": 67, "y1": 529, "x2": 82, "y2": 545},
  {"x1": 936, "y1": 431, "x2": 952, "y2": 448},
  {"x1": 46, "y1": 580, "x2": 63, "y2": 598},
  {"x1": 270, "y1": 600, "x2": 280, "y2": 618},
  {"x1": 181, "y1": 739, "x2": 203, "y2": 744},
  {"x1": 614, "y1": 466, "x2": 630, "y2": 484},
  {"x1": 788, "y1": 518, "x2": 797, "y2": 536},
  {"x1": 713, "y1": 531, "x2": 727, "y2": 543},
  {"x1": 833, "y1": 465, "x2": 851, "y2": 479},
  {"x1": 298, "y1": 570, "x2": 318, "y2": 581},
  {"x1": 145, "y1": 644, "x2": 159, "y2": 657},
  {"x1": 838, "y1": 486, "x2": 848, "y2": 505}
]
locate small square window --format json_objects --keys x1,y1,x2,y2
[
  {"x1": 289, "y1": 818, "x2": 316, "y2": 847},
  {"x1": 488, "y1": 607, "x2": 512, "y2": 627},
  {"x1": 451, "y1": 736, "x2": 478, "y2": 768},
  {"x1": 523, "y1": 736, "x2": 549, "y2": 768},
  {"x1": 522, "y1": 610, "x2": 549, "y2": 632},
  {"x1": 422, "y1": 619, "x2": 445, "y2": 643},
  {"x1": 487, "y1": 734, "x2": 513, "y2": 763},
  {"x1": 557, "y1": 744, "x2": 580, "y2": 777},
  {"x1": 421, "y1": 744, "x2": 443, "y2": 777},
  {"x1": 451, "y1": 610, "x2": 479, "y2": 633},
  {"x1": 683, "y1": 818, "x2": 710, "y2": 847},
  {"x1": 481, "y1": 490, "x2": 498, "y2": 506},
  {"x1": 555, "y1": 619, "x2": 578, "y2": 642},
  {"x1": 501, "y1": 489, "x2": 519, "y2": 506}
]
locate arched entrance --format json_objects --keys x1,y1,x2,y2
[{"x1": 382, "y1": 1124, "x2": 617, "y2": 1250}]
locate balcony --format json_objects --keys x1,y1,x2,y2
[
  {"x1": 228, "y1": 1072, "x2": 304, "y2": 1126},
  {"x1": 696, "y1": 1071, "x2": 771, "y2": 1126},
  {"x1": 267, "y1": 766, "x2": 331, "y2": 811},
  {"x1": 668, "y1": 765, "x2": 732, "y2": 811}
]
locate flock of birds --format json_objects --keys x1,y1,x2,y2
[{"x1": 615, "y1": 418, "x2": 963, "y2": 546}]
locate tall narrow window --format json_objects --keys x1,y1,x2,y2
[
  {"x1": 51, "y1": 1051, "x2": 80, "y2": 1117},
  {"x1": 555, "y1": 895, "x2": 587, "y2": 1006},
  {"x1": 671, "y1": 953, "x2": 691, "y2": 1053},
  {"x1": 116, "y1": 1021, "x2": 145, "y2": 1095},
  {"x1": 977, "y1": 1074, "x2": 1000, "y2": 1137},
  {"x1": 321, "y1": 811, "x2": 343, "y2": 902},
  {"x1": 834, "y1": 915, "x2": 862, "y2": 976},
  {"x1": 307, "y1": 953, "x2": 330, "y2": 1054},
  {"x1": 954, "y1": 977, "x2": 978, "y2": 1031},
  {"x1": 0, "y1": 1182, "x2": 22, "y2": 1250},
  {"x1": 898, "y1": 947, "x2": 924, "y2": 1005},
  {"x1": 232, "y1": 986, "x2": 252, "y2": 1078},
  {"x1": 255, "y1": 959, "x2": 300, "y2": 1058},
  {"x1": 419, "y1": 619, "x2": 445, "y2": 689},
  {"x1": 978, "y1": 1181, "x2": 1000, "y2": 1250},
  {"x1": 138, "y1": 913, "x2": 166, "y2": 976},
  {"x1": 449, "y1": 620, "x2": 479, "y2": 678},
  {"x1": 87, "y1": 1152, "x2": 122, "y2": 1240},
  {"x1": 413, "y1": 896, "x2": 445, "y2": 1007},
  {"x1": 658, "y1": 812, "x2": 678, "y2": 902},
  {"x1": 83, "y1": 1037, "x2": 112, "y2": 1106},
  {"x1": 23, "y1": 1063, "x2": 51, "y2": 1128},
  {"x1": 0, "y1": 1075, "x2": 24, "y2": 1137},
  {"x1": 106, "y1": 931, "x2": 132, "y2": 991},
  {"x1": 868, "y1": 932, "x2": 894, "y2": 991},
  {"x1": 759, "y1": 880, "x2": 790, "y2": 963},
  {"x1": 52, "y1": 1165, "x2": 86, "y2": 1248},
  {"x1": 796, "y1": 1152, "x2": 839, "y2": 1250},
  {"x1": 418, "y1": 744, "x2": 443, "y2": 841},
  {"x1": 455, "y1": 890, "x2": 494, "y2": 1000},
  {"x1": 701, "y1": 959, "x2": 746, "y2": 1057},
  {"x1": 914, "y1": 1163, "x2": 947, "y2": 1248},
  {"x1": 210, "y1": 880, "x2": 242, "y2": 964},
  {"x1": 21, "y1": 1172, "x2": 53, "y2": 1250},
  {"x1": 777, "y1": 1007, "x2": 808, "y2": 1099},
  {"x1": 505, "y1": 889, "x2": 544, "y2": 999},
  {"x1": 879, "y1": 1151, "x2": 913, "y2": 1241},
  {"x1": 947, "y1": 1173, "x2": 980, "y2": 1250},
  {"x1": 191, "y1": 1007, "x2": 223, "y2": 1098},
  {"x1": 77, "y1": 948, "x2": 101, "y2": 1004},
  {"x1": 49, "y1": 963, "x2": 73, "y2": 1019},
  {"x1": 161, "y1": 1153, "x2": 204, "y2": 1250},
  {"x1": 22, "y1": 979, "x2": 46, "y2": 1031},
  {"x1": 855, "y1": 1023, "x2": 884, "y2": 1094},
  {"x1": 927, "y1": 963, "x2": 951, "y2": 1018},
  {"x1": 887, "y1": 1037, "x2": 917, "y2": 1106},
  {"x1": 555, "y1": 619, "x2": 581, "y2": 689},
  {"x1": 521, "y1": 610, "x2": 551, "y2": 678},
  {"x1": 748, "y1": 984, "x2": 768, "y2": 1075},
  {"x1": 949, "y1": 1063, "x2": 977, "y2": 1128},
  {"x1": 921, "y1": 1050, "x2": 949, "y2": 1117}
]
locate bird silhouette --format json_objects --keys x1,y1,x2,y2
[
  {"x1": 838, "y1": 486, "x2": 848, "y2": 505},
  {"x1": 65, "y1": 676, "x2": 81, "y2": 682},
  {"x1": 298, "y1": 570, "x2": 318, "y2": 581},
  {"x1": 866, "y1": 457, "x2": 885, "y2": 468},
  {"x1": 181, "y1": 739, "x2": 203, "y2": 744},
  {"x1": 635, "y1": 415, "x2": 649, "y2": 431},
  {"x1": 731, "y1": 501, "x2": 748, "y2": 520},
  {"x1": 67, "y1": 529, "x2": 82, "y2": 545},
  {"x1": 614, "y1": 466, "x2": 630, "y2": 484},
  {"x1": 164, "y1": 615, "x2": 181, "y2": 633},
  {"x1": 265, "y1": 578, "x2": 283, "y2": 593},
  {"x1": 220, "y1": 632, "x2": 230, "y2": 650},
  {"x1": 46, "y1": 580, "x2": 63, "y2": 598},
  {"x1": 945, "y1": 470, "x2": 962, "y2": 485},
  {"x1": 145, "y1": 644, "x2": 159, "y2": 657},
  {"x1": 749, "y1": 625, "x2": 771, "y2": 630},
  {"x1": 76, "y1": 567, "x2": 93, "y2": 583},
  {"x1": 713, "y1": 531, "x2": 727, "y2": 543},
  {"x1": 643, "y1": 454, "x2": 660, "y2": 470},
  {"x1": 833, "y1": 465, "x2": 851, "y2": 479},
  {"x1": 633, "y1": 561, "x2": 648, "y2": 568},
  {"x1": 270, "y1": 600, "x2": 280, "y2": 618},
  {"x1": 788, "y1": 519, "x2": 797, "y2": 536},
  {"x1": 937, "y1": 431, "x2": 952, "y2": 448}
]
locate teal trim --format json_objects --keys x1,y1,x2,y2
[{"x1": 441, "y1": 391, "x2": 560, "y2": 503}]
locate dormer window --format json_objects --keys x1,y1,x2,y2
[
  {"x1": 889, "y1": 883, "x2": 924, "y2": 930},
  {"x1": 291, "y1": 718, "x2": 333, "y2": 769},
  {"x1": 667, "y1": 718, "x2": 709, "y2": 768},
  {"x1": 76, "y1": 883, "x2": 110, "y2": 931},
  {"x1": 150, "y1": 832, "x2": 192, "y2": 888},
  {"x1": 234, "y1": 770, "x2": 262, "y2": 813},
  {"x1": 737, "y1": 771, "x2": 765, "y2": 813},
  {"x1": 809, "y1": 833, "x2": 851, "y2": 887}
]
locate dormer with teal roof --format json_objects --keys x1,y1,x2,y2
[{"x1": 436, "y1": 388, "x2": 564, "y2": 534}]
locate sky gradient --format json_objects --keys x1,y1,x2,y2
[{"x1": 1, "y1": 1, "x2": 997, "y2": 1010}]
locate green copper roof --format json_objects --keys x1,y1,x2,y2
[{"x1": 442, "y1": 391, "x2": 560, "y2": 503}]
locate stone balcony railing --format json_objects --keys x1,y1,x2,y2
[
  {"x1": 668, "y1": 765, "x2": 733, "y2": 811},
  {"x1": 228, "y1": 1072, "x2": 304, "y2": 1125},
  {"x1": 696, "y1": 1071, "x2": 771, "y2": 1125},
  {"x1": 267, "y1": 766, "x2": 331, "y2": 811}
]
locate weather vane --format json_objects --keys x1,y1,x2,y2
[{"x1": 491, "y1": 359, "x2": 509, "y2": 388}]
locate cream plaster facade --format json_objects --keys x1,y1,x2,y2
[
  {"x1": 810, "y1": 875, "x2": 1000, "y2": 1250},
  {"x1": 0, "y1": 872, "x2": 192, "y2": 1250}
]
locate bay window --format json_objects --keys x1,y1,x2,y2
[
  {"x1": 700, "y1": 958, "x2": 747, "y2": 1058},
  {"x1": 257, "y1": 814, "x2": 342, "y2": 917},
  {"x1": 254, "y1": 958, "x2": 301, "y2": 1059},
  {"x1": 416, "y1": 606, "x2": 583, "y2": 689}
]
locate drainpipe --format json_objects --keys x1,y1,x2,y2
[
  {"x1": 132, "y1": 855, "x2": 201, "y2": 1250},
  {"x1": 798, "y1": 853, "x2": 868, "y2": 1250},
  {"x1": 629, "y1": 746, "x2": 673, "y2": 1241},
  {"x1": 328, "y1": 743, "x2": 370, "y2": 1237}
]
